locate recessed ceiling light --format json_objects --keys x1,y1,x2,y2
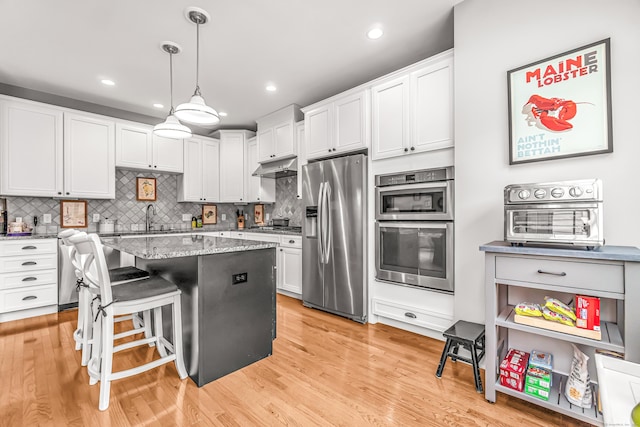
[
  {"x1": 101, "y1": 79, "x2": 115, "y2": 86},
  {"x1": 219, "y1": 112, "x2": 228, "y2": 117},
  {"x1": 265, "y1": 84, "x2": 277, "y2": 92},
  {"x1": 367, "y1": 27, "x2": 384, "y2": 40},
  {"x1": 153, "y1": 103, "x2": 164, "y2": 109}
]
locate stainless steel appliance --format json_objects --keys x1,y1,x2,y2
[
  {"x1": 302, "y1": 154, "x2": 367, "y2": 323},
  {"x1": 504, "y1": 179, "x2": 603, "y2": 248},
  {"x1": 375, "y1": 167, "x2": 454, "y2": 293}
]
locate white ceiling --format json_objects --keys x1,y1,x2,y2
[{"x1": 0, "y1": 0, "x2": 458, "y2": 134}]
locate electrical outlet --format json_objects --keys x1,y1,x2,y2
[
  {"x1": 265, "y1": 213, "x2": 270, "y2": 221},
  {"x1": 16, "y1": 216, "x2": 22, "y2": 223},
  {"x1": 182, "y1": 214, "x2": 191, "y2": 221},
  {"x1": 221, "y1": 213, "x2": 226, "y2": 221},
  {"x1": 43, "y1": 214, "x2": 52, "y2": 224},
  {"x1": 93, "y1": 213, "x2": 100, "y2": 222}
]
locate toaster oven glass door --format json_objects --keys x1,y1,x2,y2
[{"x1": 375, "y1": 221, "x2": 453, "y2": 293}]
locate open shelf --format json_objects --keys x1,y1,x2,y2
[
  {"x1": 495, "y1": 372, "x2": 602, "y2": 426},
  {"x1": 496, "y1": 305, "x2": 624, "y2": 353}
]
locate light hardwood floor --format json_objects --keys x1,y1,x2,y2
[{"x1": 0, "y1": 294, "x2": 589, "y2": 426}]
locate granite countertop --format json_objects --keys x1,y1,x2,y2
[
  {"x1": 480, "y1": 240, "x2": 640, "y2": 262},
  {"x1": 102, "y1": 235, "x2": 278, "y2": 260}
]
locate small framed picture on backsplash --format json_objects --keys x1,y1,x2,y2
[
  {"x1": 202, "y1": 205, "x2": 217, "y2": 225},
  {"x1": 254, "y1": 204, "x2": 264, "y2": 225},
  {"x1": 60, "y1": 200, "x2": 87, "y2": 228},
  {"x1": 136, "y1": 177, "x2": 156, "y2": 201}
]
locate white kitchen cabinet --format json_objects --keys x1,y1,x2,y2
[
  {"x1": 115, "y1": 122, "x2": 183, "y2": 173},
  {"x1": 63, "y1": 112, "x2": 115, "y2": 199},
  {"x1": 0, "y1": 239, "x2": 58, "y2": 323},
  {"x1": 0, "y1": 98, "x2": 64, "y2": 197},
  {"x1": 371, "y1": 50, "x2": 453, "y2": 160},
  {"x1": 215, "y1": 130, "x2": 255, "y2": 203},
  {"x1": 256, "y1": 104, "x2": 303, "y2": 163},
  {"x1": 246, "y1": 137, "x2": 275, "y2": 203},
  {"x1": 304, "y1": 89, "x2": 370, "y2": 161},
  {"x1": 177, "y1": 136, "x2": 219, "y2": 203},
  {"x1": 295, "y1": 121, "x2": 305, "y2": 199},
  {"x1": 278, "y1": 235, "x2": 302, "y2": 297}
]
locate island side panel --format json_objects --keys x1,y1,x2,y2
[{"x1": 198, "y1": 247, "x2": 276, "y2": 386}]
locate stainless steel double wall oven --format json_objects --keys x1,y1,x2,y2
[{"x1": 375, "y1": 166, "x2": 454, "y2": 293}]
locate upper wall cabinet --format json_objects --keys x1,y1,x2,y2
[
  {"x1": 256, "y1": 104, "x2": 303, "y2": 163},
  {"x1": 177, "y1": 136, "x2": 219, "y2": 203},
  {"x1": 214, "y1": 130, "x2": 255, "y2": 203},
  {"x1": 371, "y1": 50, "x2": 453, "y2": 160},
  {"x1": 246, "y1": 137, "x2": 275, "y2": 203},
  {"x1": 115, "y1": 122, "x2": 183, "y2": 173},
  {"x1": 303, "y1": 89, "x2": 370, "y2": 161}
]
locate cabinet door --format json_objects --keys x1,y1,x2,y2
[
  {"x1": 219, "y1": 133, "x2": 245, "y2": 202},
  {"x1": 278, "y1": 247, "x2": 302, "y2": 295},
  {"x1": 274, "y1": 121, "x2": 295, "y2": 159},
  {"x1": 334, "y1": 90, "x2": 369, "y2": 154},
  {"x1": 371, "y1": 75, "x2": 410, "y2": 160},
  {"x1": 63, "y1": 113, "x2": 115, "y2": 199},
  {"x1": 304, "y1": 105, "x2": 332, "y2": 160},
  {"x1": 152, "y1": 134, "x2": 184, "y2": 173},
  {"x1": 411, "y1": 58, "x2": 453, "y2": 153},
  {"x1": 115, "y1": 122, "x2": 152, "y2": 170},
  {"x1": 202, "y1": 139, "x2": 220, "y2": 202},
  {"x1": 257, "y1": 128, "x2": 274, "y2": 162},
  {"x1": 179, "y1": 138, "x2": 203, "y2": 202},
  {"x1": 295, "y1": 122, "x2": 305, "y2": 200},
  {"x1": 0, "y1": 100, "x2": 63, "y2": 197}
]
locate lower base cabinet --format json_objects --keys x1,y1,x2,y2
[{"x1": 277, "y1": 237, "x2": 302, "y2": 296}]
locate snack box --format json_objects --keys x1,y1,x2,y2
[
  {"x1": 575, "y1": 295, "x2": 600, "y2": 331},
  {"x1": 525, "y1": 366, "x2": 552, "y2": 389},
  {"x1": 524, "y1": 383, "x2": 550, "y2": 401},
  {"x1": 529, "y1": 349, "x2": 553, "y2": 371},
  {"x1": 499, "y1": 348, "x2": 530, "y2": 392}
]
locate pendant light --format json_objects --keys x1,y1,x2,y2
[
  {"x1": 174, "y1": 7, "x2": 220, "y2": 126},
  {"x1": 154, "y1": 42, "x2": 192, "y2": 139}
]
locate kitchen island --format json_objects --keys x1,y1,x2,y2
[{"x1": 102, "y1": 234, "x2": 277, "y2": 387}]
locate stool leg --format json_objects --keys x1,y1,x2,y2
[
  {"x1": 451, "y1": 343, "x2": 460, "y2": 362},
  {"x1": 436, "y1": 339, "x2": 453, "y2": 378},
  {"x1": 143, "y1": 310, "x2": 154, "y2": 347},
  {"x1": 153, "y1": 307, "x2": 167, "y2": 358},
  {"x1": 470, "y1": 343, "x2": 483, "y2": 393},
  {"x1": 172, "y1": 294, "x2": 188, "y2": 379}
]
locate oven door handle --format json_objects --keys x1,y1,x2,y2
[
  {"x1": 317, "y1": 182, "x2": 325, "y2": 262},
  {"x1": 376, "y1": 181, "x2": 450, "y2": 193}
]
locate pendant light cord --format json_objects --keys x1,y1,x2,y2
[
  {"x1": 194, "y1": 21, "x2": 201, "y2": 96},
  {"x1": 169, "y1": 51, "x2": 175, "y2": 114}
]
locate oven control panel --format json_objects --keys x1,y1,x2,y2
[
  {"x1": 505, "y1": 179, "x2": 602, "y2": 204},
  {"x1": 375, "y1": 166, "x2": 453, "y2": 187}
]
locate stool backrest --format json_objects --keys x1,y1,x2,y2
[
  {"x1": 68, "y1": 233, "x2": 113, "y2": 303},
  {"x1": 59, "y1": 229, "x2": 87, "y2": 282}
]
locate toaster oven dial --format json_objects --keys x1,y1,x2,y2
[
  {"x1": 551, "y1": 188, "x2": 565, "y2": 198},
  {"x1": 534, "y1": 189, "x2": 546, "y2": 199},
  {"x1": 569, "y1": 186, "x2": 583, "y2": 197},
  {"x1": 518, "y1": 190, "x2": 530, "y2": 200}
]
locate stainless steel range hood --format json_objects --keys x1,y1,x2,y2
[{"x1": 252, "y1": 157, "x2": 297, "y2": 178}]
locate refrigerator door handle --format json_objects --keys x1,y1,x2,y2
[
  {"x1": 324, "y1": 182, "x2": 332, "y2": 264},
  {"x1": 317, "y1": 182, "x2": 325, "y2": 262}
]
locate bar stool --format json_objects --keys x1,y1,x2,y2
[
  {"x1": 435, "y1": 320, "x2": 485, "y2": 393},
  {"x1": 69, "y1": 233, "x2": 187, "y2": 411},
  {"x1": 58, "y1": 229, "x2": 151, "y2": 366}
]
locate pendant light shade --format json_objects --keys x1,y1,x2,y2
[
  {"x1": 154, "y1": 42, "x2": 192, "y2": 139},
  {"x1": 174, "y1": 7, "x2": 220, "y2": 126}
]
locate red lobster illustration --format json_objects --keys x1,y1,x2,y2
[{"x1": 524, "y1": 95, "x2": 578, "y2": 132}]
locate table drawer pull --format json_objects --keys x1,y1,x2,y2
[
  {"x1": 22, "y1": 295, "x2": 38, "y2": 301},
  {"x1": 537, "y1": 269, "x2": 567, "y2": 277},
  {"x1": 405, "y1": 312, "x2": 417, "y2": 319},
  {"x1": 21, "y1": 261, "x2": 37, "y2": 266},
  {"x1": 22, "y1": 277, "x2": 38, "y2": 282},
  {"x1": 22, "y1": 245, "x2": 37, "y2": 250}
]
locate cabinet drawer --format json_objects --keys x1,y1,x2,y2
[
  {"x1": 244, "y1": 233, "x2": 281, "y2": 244},
  {"x1": 0, "y1": 283, "x2": 57, "y2": 313},
  {"x1": 280, "y1": 235, "x2": 302, "y2": 248},
  {"x1": 0, "y1": 239, "x2": 57, "y2": 256},
  {"x1": 0, "y1": 269, "x2": 57, "y2": 290},
  {"x1": 495, "y1": 256, "x2": 623, "y2": 293},
  {"x1": 0, "y1": 254, "x2": 58, "y2": 273},
  {"x1": 372, "y1": 298, "x2": 452, "y2": 332}
]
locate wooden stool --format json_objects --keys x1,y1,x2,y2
[{"x1": 435, "y1": 320, "x2": 485, "y2": 393}]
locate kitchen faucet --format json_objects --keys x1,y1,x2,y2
[{"x1": 146, "y1": 204, "x2": 156, "y2": 232}]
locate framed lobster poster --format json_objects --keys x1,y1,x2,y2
[{"x1": 508, "y1": 38, "x2": 612, "y2": 164}]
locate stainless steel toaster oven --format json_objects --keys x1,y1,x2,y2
[{"x1": 504, "y1": 179, "x2": 603, "y2": 248}]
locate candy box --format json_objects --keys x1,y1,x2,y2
[
  {"x1": 499, "y1": 348, "x2": 530, "y2": 392},
  {"x1": 575, "y1": 295, "x2": 600, "y2": 331},
  {"x1": 529, "y1": 349, "x2": 553, "y2": 371},
  {"x1": 525, "y1": 366, "x2": 552, "y2": 389},
  {"x1": 524, "y1": 383, "x2": 550, "y2": 401}
]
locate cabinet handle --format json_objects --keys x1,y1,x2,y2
[
  {"x1": 149, "y1": 164, "x2": 152, "y2": 168},
  {"x1": 280, "y1": 249, "x2": 283, "y2": 252},
  {"x1": 410, "y1": 146, "x2": 415, "y2": 151},
  {"x1": 57, "y1": 192, "x2": 62, "y2": 195},
  {"x1": 22, "y1": 245, "x2": 37, "y2": 250},
  {"x1": 22, "y1": 295, "x2": 38, "y2": 301},
  {"x1": 404, "y1": 312, "x2": 417, "y2": 319},
  {"x1": 22, "y1": 261, "x2": 37, "y2": 266},
  {"x1": 332, "y1": 148, "x2": 336, "y2": 152},
  {"x1": 22, "y1": 277, "x2": 38, "y2": 282},
  {"x1": 66, "y1": 192, "x2": 70, "y2": 195},
  {"x1": 537, "y1": 269, "x2": 567, "y2": 277}
]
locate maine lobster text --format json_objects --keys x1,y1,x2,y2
[
  {"x1": 516, "y1": 133, "x2": 561, "y2": 158},
  {"x1": 525, "y1": 51, "x2": 598, "y2": 88}
]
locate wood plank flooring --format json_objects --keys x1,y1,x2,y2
[{"x1": 0, "y1": 294, "x2": 590, "y2": 426}]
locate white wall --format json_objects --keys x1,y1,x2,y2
[{"x1": 453, "y1": 0, "x2": 640, "y2": 323}]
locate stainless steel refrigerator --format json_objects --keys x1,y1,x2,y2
[{"x1": 302, "y1": 153, "x2": 367, "y2": 323}]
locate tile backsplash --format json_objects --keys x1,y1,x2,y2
[{"x1": 5, "y1": 170, "x2": 302, "y2": 233}]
